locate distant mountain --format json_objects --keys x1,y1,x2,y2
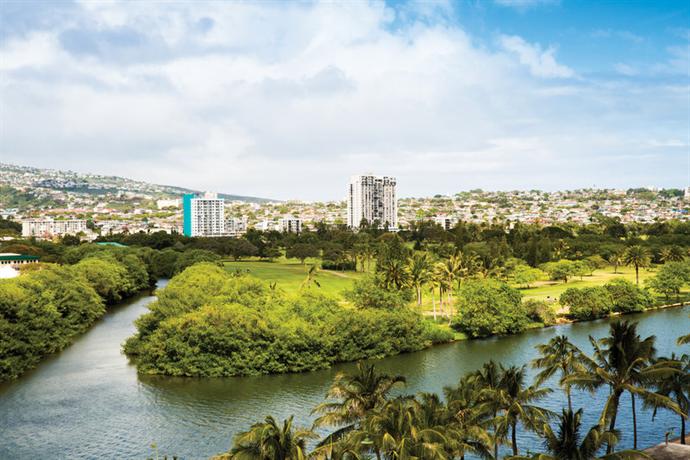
[{"x1": 0, "y1": 163, "x2": 277, "y2": 204}]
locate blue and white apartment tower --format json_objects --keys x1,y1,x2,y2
[{"x1": 182, "y1": 192, "x2": 225, "y2": 237}]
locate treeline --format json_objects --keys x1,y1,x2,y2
[
  {"x1": 214, "y1": 320, "x2": 689, "y2": 459},
  {"x1": 0, "y1": 245, "x2": 160, "y2": 381},
  {"x1": 123, "y1": 264, "x2": 453, "y2": 377},
  {"x1": 92, "y1": 218, "x2": 690, "y2": 272}
]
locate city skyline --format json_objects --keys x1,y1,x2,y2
[{"x1": 1, "y1": 1, "x2": 688, "y2": 200}]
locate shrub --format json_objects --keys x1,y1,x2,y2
[{"x1": 523, "y1": 299, "x2": 558, "y2": 326}]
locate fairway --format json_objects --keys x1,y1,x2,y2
[
  {"x1": 224, "y1": 259, "x2": 363, "y2": 296},
  {"x1": 519, "y1": 265, "x2": 656, "y2": 301}
]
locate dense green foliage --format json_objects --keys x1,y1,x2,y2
[
  {"x1": 452, "y1": 280, "x2": 528, "y2": 338},
  {"x1": 560, "y1": 279, "x2": 654, "y2": 321},
  {"x1": 124, "y1": 264, "x2": 452, "y2": 377}
]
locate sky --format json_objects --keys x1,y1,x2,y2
[{"x1": 0, "y1": 0, "x2": 688, "y2": 200}]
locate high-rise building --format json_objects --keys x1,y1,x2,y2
[
  {"x1": 183, "y1": 192, "x2": 225, "y2": 237},
  {"x1": 22, "y1": 218, "x2": 88, "y2": 238},
  {"x1": 347, "y1": 175, "x2": 397, "y2": 229}
]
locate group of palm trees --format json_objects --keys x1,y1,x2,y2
[
  {"x1": 219, "y1": 320, "x2": 689, "y2": 459},
  {"x1": 380, "y1": 251, "x2": 483, "y2": 323}
]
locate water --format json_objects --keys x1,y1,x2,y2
[{"x1": 1, "y1": 280, "x2": 688, "y2": 459}]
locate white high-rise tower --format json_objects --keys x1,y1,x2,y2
[{"x1": 347, "y1": 175, "x2": 397, "y2": 229}]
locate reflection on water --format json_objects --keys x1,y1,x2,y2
[{"x1": 1, "y1": 281, "x2": 688, "y2": 459}]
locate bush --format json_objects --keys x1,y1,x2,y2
[
  {"x1": 523, "y1": 299, "x2": 557, "y2": 326},
  {"x1": 452, "y1": 279, "x2": 528, "y2": 338},
  {"x1": 605, "y1": 278, "x2": 653, "y2": 313}
]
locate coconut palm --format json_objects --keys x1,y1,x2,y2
[
  {"x1": 566, "y1": 321, "x2": 680, "y2": 452},
  {"x1": 227, "y1": 415, "x2": 316, "y2": 460},
  {"x1": 493, "y1": 365, "x2": 552, "y2": 456},
  {"x1": 352, "y1": 396, "x2": 448, "y2": 460},
  {"x1": 623, "y1": 245, "x2": 651, "y2": 285},
  {"x1": 607, "y1": 250, "x2": 624, "y2": 274},
  {"x1": 443, "y1": 378, "x2": 494, "y2": 460},
  {"x1": 532, "y1": 335, "x2": 583, "y2": 411},
  {"x1": 407, "y1": 252, "x2": 432, "y2": 306},
  {"x1": 678, "y1": 315, "x2": 690, "y2": 345},
  {"x1": 437, "y1": 256, "x2": 463, "y2": 324},
  {"x1": 470, "y1": 360, "x2": 505, "y2": 460},
  {"x1": 659, "y1": 245, "x2": 685, "y2": 263},
  {"x1": 312, "y1": 363, "x2": 406, "y2": 440},
  {"x1": 648, "y1": 353, "x2": 690, "y2": 445},
  {"x1": 508, "y1": 408, "x2": 647, "y2": 460},
  {"x1": 378, "y1": 258, "x2": 410, "y2": 291}
]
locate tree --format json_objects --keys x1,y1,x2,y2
[
  {"x1": 646, "y1": 261, "x2": 690, "y2": 302},
  {"x1": 512, "y1": 264, "x2": 543, "y2": 289},
  {"x1": 532, "y1": 335, "x2": 582, "y2": 411},
  {"x1": 454, "y1": 280, "x2": 528, "y2": 338},
  {"x1": 648, "y1": 353, "x2": 690, "y2": 445},
  {"x1": 312, "y1": 362, "x2": 405, "y2": 440},
  {"x1": 659, "y1": 245, "x2": 686, "y2": 263},
  {"x1": 509, "y1": 408, "x2": 645, "y2": 460},
  {"x1": 407, "y1": 252, "x2": 432, "y2": 306},
  {"x1": 378, "y1": 258, "x2": 410, "y2": 291},
  {"x1": 470, "y1": 360, "x2": 504, "y2": 460},
  {"x1": 286, "y1": 243, "x2": 319, "y2": 265},
  {"x1": 228, "y1": 239, "x2": 259, "y2": 261},
  {"x1": 541, "y1": 260, "x2": 576, "y2": 284},
  {"x1": 493, "y1": 365, "x2": 552, "y2": 456},
  {"x1": 559, "y1": 287, "x2": 612, "y2": 321},
  {"x1": 226, "y1": 415, "x2": 316, "y2": 460},
  {"x1": 344, "y1": 276, "x2": 411, "y2": 310},
  {"x1": 623, "y1": 245, "x2": 651, "y2": 286},
  {"x1": 566, "y1": 321, "x2": 680, "y2": 452},
  {"x1": 608, "y1": 250, "x2": 624, "y2": 274}
]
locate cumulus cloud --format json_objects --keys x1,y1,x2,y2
[{"x1": 0, "y1": 1, "x2": 687, "y2": 199}]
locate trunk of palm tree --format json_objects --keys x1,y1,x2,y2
[
  {"x1": 635, "y1": 264, "x2": 639, "y2": 285},
  {"x1": 511, "y1": 421, "x2": 518, "y2": 456},
  {"x1": 606, "y1": 390, "x2": 623, "y2": 454},
  {"x1": 431, "y1": 287, "x2": 437, "y2": 321},
  {"x1": 566, "y1": 385, "x2": 572, "y2": 412},
  {"x1": 631, "y1": 392, "x2": 637, "y2": 449},
  {"x1": 681, "y1": 411, "x2": 686, "y2": 445}
]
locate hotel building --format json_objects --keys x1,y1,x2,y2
[{"x1": 22, "y1": 219, "x2": 88, "y2": 238}]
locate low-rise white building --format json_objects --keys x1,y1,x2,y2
[
  {"x1": 281, "y1": 217, "x2": 302, "y2": 233},
  {"x1": 226, "y1": 216, "x2": 248, "y2": 237},
  {"x1": 22, "y1": 219, "x2": 88, "y2": 238}
]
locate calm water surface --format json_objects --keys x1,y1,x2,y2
[{"x1": 1, "y1": 280, "x2": 688, "y2": 459}]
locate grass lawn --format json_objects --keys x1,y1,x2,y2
[
  {"x1": 224, "y1": 257, "x2": 364, "y2": 297},
  {"x1": 519, "y1": 265, "x2": 656, "y2": 301}
]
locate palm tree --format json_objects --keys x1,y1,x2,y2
[
  {"x1": 566, "y1": 321, "x2": 680, "y2": 452},
  {"x1": 532, "y1": 335, "x2": 583, "y2": 411},
  {"x1": 312, "y1": 363, "x2": 406, "y2": 441},
  {"x1": 407, "y1": 253, "x2": 432, "y2": 306},
  {"x1": 437, "y1": 256, "x2": 462, "y2": 324},
  {"x1": 508, "y1": 408, "x2": 647, "y2": 460},
  {"x1": 608, "y1": 250, "x2": 624, "y2": 274},
  {"x1": 659, "y1": 245, "x2": 685, "y2": 263},
  {"x1": 443, "y1": 378, "x2": 494, "y2": 460},
  {"x1": 353, "y1": 396, "x2": 448, "y2": 460},
  {"x1": 227, "y1": 415, "x2": 316, "y2": 460},
  {"x1": 494, "y1": 365, "x2": 552, "y2": 456},
  {"x1": 648, "y1": 353, "x2": 690, "y2": 445},
  {"x1": 301, "y1": 265, "x2": 320, "y2": 290},
  {"x1": 378, "y1": 258, "x2": 410, "y2": 291},
  {"x1": 677, "y1": 315, "x2": 690, "y2": 345},
  {"x1": 470, "y1": 360, "x2": 505, "y2": 460},
  {"x1": 623, "y1": 245, "x2": 651, "y2": 285}
]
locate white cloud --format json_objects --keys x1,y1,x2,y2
[
  {"x1": 499, "y1": 35, "x2": 575, "y2": 78},
  {"x1": 614, "y1": 63, "x2": 638, "y2": 76},
  {"x1": 0, "y1": 2, "x2": 686, "y2": 199}
]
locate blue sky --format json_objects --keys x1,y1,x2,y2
[{"x1": 0, "y1": 0, "x2": 688, "y2": 200}]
